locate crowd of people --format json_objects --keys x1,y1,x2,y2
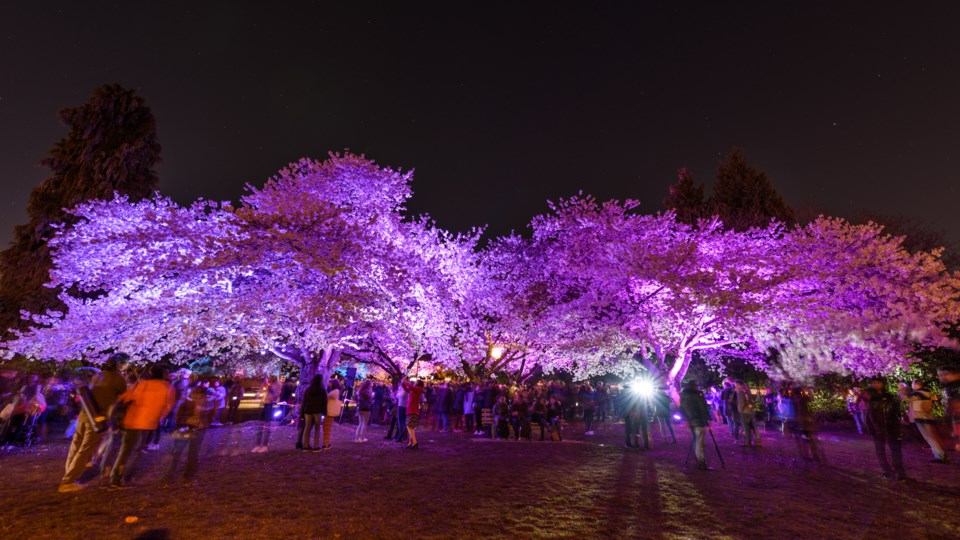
[{"x1": 2, "y1": 357, "x2": 960, "y2": 493}]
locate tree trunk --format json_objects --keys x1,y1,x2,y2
[{"x1": 666, "y1": 348, "x2": 693, "y2": 405}]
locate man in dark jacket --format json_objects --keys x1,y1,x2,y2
[
  {"x1": 680, "y1": 380, "x2": 712, "y2": 470},
  {"x1": 864, "y1": 377, "x2": 907, "y2": 480},
  {"x1": 59, "y1": 354, "x2": 128, "y2": 493}
]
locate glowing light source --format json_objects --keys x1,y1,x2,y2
[
  {"x1": 631, "y1": 379, "x2": 656, "y2": 398},
  {"x1": 490, "y1": 346, "x2": 504, "y2": 360}
]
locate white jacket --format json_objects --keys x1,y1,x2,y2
[{"x1": 326, "y1": 389, "x2": 342, "y2": 417}]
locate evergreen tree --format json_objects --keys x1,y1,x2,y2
[
  {"x1": 663, "y1": 167, "x2": 706, "y2": 225},
  {"x1": 0, "y1": 84, "x2": 161, "y2": 335},
  {"x1": 709, "y1": 147, "x2": 795, "y2": 231}
]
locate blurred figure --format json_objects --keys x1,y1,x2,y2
[
  {"x1": 680, "y1": 380, "x2": 711, "y2": 470},
  {"x1": 846, "y1": 388, "x2": 865, "y2": 434},
  {"x1": 109, "y1": 365, "x2": 174, "y2": 490},
  {"x1": 939, "y1": 366, "x2": 960, "y2": 452},
  {"x1": 210, "y1": 380, "x2": 226, "y2": 426},
  {"x1": 735, "y1": 380, "x2": 760, "y2": 447},
  {"x1": 58, "y1": 354, "x2": 127, "y2": 493},
  {"x1": 252, "y1": 376, "x2": 281, "y2": 453},
  {"x1": 790, "y1": 386, "x2": 825, "y2": 463},
  {"x1": 652, "y1": 385, "x2": 677, "y2": 444},
  {"x1": 492, "y1": 395, "x2": 510, "y2": 441},
  {"x1": 863, "y1": 377, "x2": 907, "y2": 481},
  {"x1": 355, "y1": 379, "x2": 373, "y2": 442},
  {"x1": 163, "y1": 384, "x2": 213, "y2": 484},
  {"x1": 546, "y1": 395, "x2": 563, "y2": 441},
  {"x1": 323, "y1": 378, "x2": 343, "y2": 450},
  {"x1": 622, "y1": 384, "x2": 649, "y2": 450},
  {"x1": 595, "y1": 381, "x2": 609, "y2": 423},
  {"x1": 531, "y1": 397, "x2": 548, "y2": 441},
  {"x1": 720, "y1": 379, "x2": 741, "y2": 443},
  {"x1": 903, "y1": 380, "x2": 947, "y2": 463},
  {"x1": 225, "y1": 379, "x2": 243, "y2": 424},
  {"x1": 579, "y1": 382, "x2": 596, "y2": 435}
]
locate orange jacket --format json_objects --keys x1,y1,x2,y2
[{"x1": 120, "y1": 379, "x2": 175, "y2": 430}]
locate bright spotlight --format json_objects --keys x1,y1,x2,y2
[
  {"x1": 272, "y1": 409, "x2": 283, "y2": 419},
  {"x1": 490, "y1": 346, "x2": 504, "y2": 360},
  {"x1": 632, "y1": 379, "x2": 655, "y2": 398}
]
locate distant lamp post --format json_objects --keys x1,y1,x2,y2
[{"x1": 490, "y1": 345, "x2": 504, "y2": 360}]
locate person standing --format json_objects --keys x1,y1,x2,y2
[
  {"x1": 402, "y1": 378, "x2": 425, "y2": 449},
  {"x1": 210, "y1": 380, "x2": 227, "y2": 426},
  {"x1": 546, "y1": 395, "x2": 563, "y2": 441},
  {"x1": 622, "y1": 386, "x2": 649, "y2": 450},
  {"x1": 394, "y1": 382, "x2": 408, "y2": 443},
  {"x1": 225, "y1": 379, "x2": 243, "y2": 425},
  {"x1": 679, "y1": 380, "x2": 711, "y2": 470},
  {"x1": 720, "y1": 380, "x2": 740, "y2": 442},
  {"x1": 595, "y1": 381, "x2": 609, "y2": 423},
  {"x1": 322, "y1": 379, "x2": 342, "y2": 450},
  {"x1": 355, "y1": 379, "x2": 373, "y2": 443},
  {"x1": 300, "y1": 375, "x2": 327, "y2": 452},
  {"x1": 736, "y1": 380, "x2": 760, "y2": 447},
  {"x1": 903, "y1": 380, "x2": 948, "y2": 463},
  {"x1": 652, "y1": 386, "x2": 677, "y2": 444},
  {"x1": 864, "y1": 377, "x2": 907, "y2": 480},
  {"x1": 579, "y1": 382, "x2": 596, "y2": 435},
  {"x1": 58, "y1": 354, "x2": 128, "y2": 493},
  {"x1": 109, "y1": 365, "x2": 174, "y2": 490},
  {"x1": 531, "y1": 397, "x2": 548, "y2": 441}
]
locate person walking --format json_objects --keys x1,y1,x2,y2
[
  {"x1": 720, "y1": 380, "x2": 741, "y2": 442},
  {"x1": 864, "y1": 377, "x2": 907, "y2": 480},
  {"x1": 321, "y1": 379, "x2": 342, "y2": 450},
  {"x1": 253, "y1": 377, "x2": 281, "y2": 453},
  {"x1": 300, "y1": 375, "x2": 327, "y2": 452},
  {"x1": 402, "y1": 378, "x2": 425, "y2": 449},
  {"x1": 58, "y1": 355, "x2": 127, "y2": 493},
  {"x1": 355, "y1": 379, "x2": 373, "y2": 443},
  {"x1": 108, "y1": 365, "x2": 175, "y2": 490},
  {"x1": 903, "y1": 380, "x2": 948, "y2": 463},
  {"x1": 679, "y1": 379, "x2": 712, "y2": 470},
  {"x1": 163, "y1": 384, "x2": 213, "y2": 484}
]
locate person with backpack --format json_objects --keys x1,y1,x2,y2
[
  {"x1": 58, "y1": 354, "x2": 128, "y2": 493},
  {"x1": 736, "y1": 380, "x2": 760, "y2": 447}
]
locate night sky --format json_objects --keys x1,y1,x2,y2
[{"x1": 2, "y1": 2, "x2": 958, "y2": 248}]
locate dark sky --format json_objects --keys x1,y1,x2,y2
[{"x1": 2, "y1": 2, "x2": 958, "y2": 248}]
